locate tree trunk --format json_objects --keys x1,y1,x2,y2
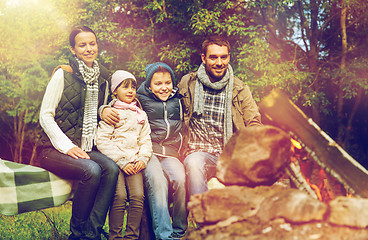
[
  {"x1": 344, "y1": 87, "x2": 363, "y2": 147},
  {"x1": 308, "y1": 0, "x2": 321, "y2": 124},
  {"x1": 12, "y1": 109, "x2": 27, "y2": 163},
  {"x1": 297, "y1": 0, "x2": 322, "y2": 124},
  {"x1": 13, "y1": 114, "x2": 21, "y2": 163},
  {"x1": 337, "y1": 2, "x2": 348, "y2": 146},
  {"x1": 29, "y1": 139, "x2": 39, "y2": 166}
]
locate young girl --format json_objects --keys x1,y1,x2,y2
[
  {"x1": 96, "y1": 70, "x2": 152, "y2": 240},
  {"x1": 39, "y1": 26, "x2": 119, "y2": 239}
]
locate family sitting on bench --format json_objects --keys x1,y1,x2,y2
[{"x1": 35, "y1": 26, "x2": 261, "y2": 240}]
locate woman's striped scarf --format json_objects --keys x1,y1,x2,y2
[{"x1": 75, "y1": 57, "x2": 100, "y2": 152}]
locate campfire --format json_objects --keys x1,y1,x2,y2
[
  {"x1": 257, "y1": 89, "x2": 368, "y2": 198},
  {"x1": 184, "y1": 89, "x2": 368, "y2": 240},
  {"x1": 288, "y1": 137, "x2": 342, "y2": 202}
]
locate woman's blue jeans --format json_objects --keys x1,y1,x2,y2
[
  {"x1": 143, "y1": 155, "x2": 187, "y2": 240},
  {"x1": 183, "y1": 151, "x2": 218, "y2": 197},
  {"x1": 39, "y1": 147, "x2": 119, "y2": 240}
]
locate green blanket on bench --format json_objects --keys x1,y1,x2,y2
[{"x1": 0, "y1": 159, "x2": 73, "y2": 215}]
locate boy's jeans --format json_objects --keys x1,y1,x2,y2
[
  {"x1": 144, "y1": 155, "x2": 187, "y2": 240},
  {"x1": 183, "y1": 151, "x2": 218, "y2": 196}
]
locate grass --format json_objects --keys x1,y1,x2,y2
[
  {"x1": 0, "y1": 201, "x2": 108, "y2": 240},
  {"x1": 0, "y1": 199, "x2": 198, "y2": 239}
]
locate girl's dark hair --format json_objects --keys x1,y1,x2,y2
[
  {"x1": 69, "y1": 26, "x2": 97, "y2": 47},
  {"x1": 118, "y1": 78, "x2": 137, "y2": 90}
]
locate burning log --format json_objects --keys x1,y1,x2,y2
[
  {"x1": 258, "y1": 89, "x2": 368, "y2": 198},
  {"x1": 285, "y1": 159, "x2": 319, "y2": 199}
]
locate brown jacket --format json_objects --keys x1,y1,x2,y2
[{"x1": 178, "y1": 71, "x2": 262, "y2": 154}]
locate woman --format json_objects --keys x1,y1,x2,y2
[{"x1": 38, "y1": 26, "x2": 119, "y2": 240}]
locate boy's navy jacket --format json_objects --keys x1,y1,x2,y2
[{"x1": 137, "y1": 84, "x2": 183, "y2": 159}]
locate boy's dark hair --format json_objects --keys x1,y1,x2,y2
[
  {"x1": 69, "y1": 26, "x2": 97, "y2": 47},
  {"x1": 202, "y1": 35, "x2": 230, "y2": 55}
]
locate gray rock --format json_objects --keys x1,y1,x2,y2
[
  {"x1": 188, "y1": 185, "x2": 292, "y2": 224},
  {"x1": 256, "y1": 188, "x2": 327, "y2": 223},
  {"x1": 217, "y1": 125, "x2": 291, "y2": 187},
  {"x1": 329, "y1": 196, "x2": 368, "y2": 228}
]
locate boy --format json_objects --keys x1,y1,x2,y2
[{"x1": 137, "y1": 62, "x2": 187, "y2": 240}]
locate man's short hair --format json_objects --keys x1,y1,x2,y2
[{"x1": 202, "y1": 35, "x2": 230, "y2": 55}]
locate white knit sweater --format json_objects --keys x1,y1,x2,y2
[{"x1": 39, "y1": 69, "x2": 76, "y2": 154}]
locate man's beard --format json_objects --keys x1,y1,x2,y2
[{"x1": 206, "y1": 67, "x2": 227, "y2": 82}]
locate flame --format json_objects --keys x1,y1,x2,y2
[
  {"x1": 290, "y1": 138, "x2": 339, "y2": 202},
  {"x1": 307, "y1": 180, "x2": 322, "y2": 201},
  {"x1": 291, "y1": 138, "x2": 302, "y2": 149}
]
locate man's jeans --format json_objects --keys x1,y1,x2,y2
[
  {"x1": 144, "y1": 155, "x2": 187, "y2": 240},
  {"x1": 183, "y1": 152, "x2": 218, "y2": 196},
  {"x1": 40, "y1": 148, "x2": 119, "y2": 240}
]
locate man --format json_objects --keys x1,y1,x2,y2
[{"x1": 178, "y1": 35, "x2": 262, "y2": 196}]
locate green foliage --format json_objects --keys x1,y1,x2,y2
[
  {"x1": 236, "y1": 26, "x2": 312, "y2": 103},
  {"x1": 1, "y1": 0, "x2": 368, "y2": 164},
  {"x1": 338, "y1": 57, "x2": 368, "y2": 99},
  {"x1": 159, "y1": 41, "x2": 199, "y2": 77},
  {"x1": 190, "y1": 8, "x2": 221, "y2": 35},
  {"x1": 0, "y1": 62, "x2": 48, "y2": 124},
  {"x1": 188, "y1": 0, "x2": 252, "y2": 37},
  {"x1": 0, "y1": 0, "x2": 76, "y2": 161}
]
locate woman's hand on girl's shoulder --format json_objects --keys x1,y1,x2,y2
[{"x1": 101, "y1": 107, "x2": 120, "y2": 126}]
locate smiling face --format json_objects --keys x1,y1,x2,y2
[
  {"x1": 201, "y1": 44, "x2": 230, "y2": 82},
  {"x1": 149, "y1": 71, "x2": 173, "y2": 101},
  {"x1": 113, "y1": 80, "x2": 137, "y2": 104},
  {"x1": 70, "y1": 31, "x2": 98, "y2": 68}
]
